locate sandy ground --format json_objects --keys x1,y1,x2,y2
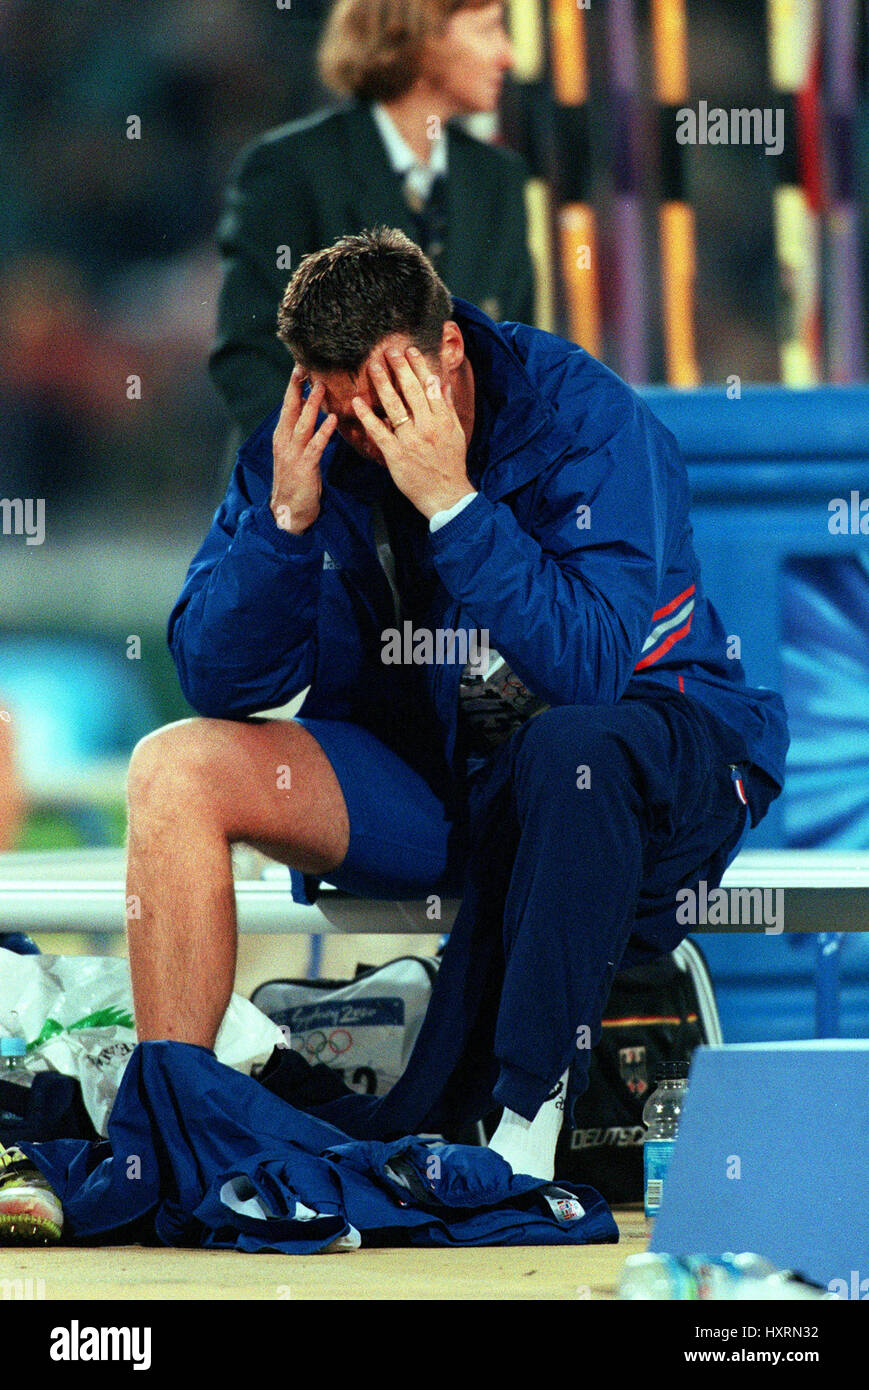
[{"x1": 0, "y1": 1208, "x2": 648, "y2": 1302}]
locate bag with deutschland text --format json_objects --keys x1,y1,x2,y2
[{"x1": 553, "y1": 940, "x2": 722, "y2": 1203}]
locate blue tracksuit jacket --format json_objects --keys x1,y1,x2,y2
[{"x1": 168, "y1": 297, "x2": 788, "y2": 838}]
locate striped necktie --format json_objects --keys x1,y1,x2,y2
[{"x1": 401, "y1": 171, "x2": 447, "y2": 269}]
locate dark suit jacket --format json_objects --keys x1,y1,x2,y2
[{"x1": 210, "y1": 99, "x2": 536, "y2": 437}]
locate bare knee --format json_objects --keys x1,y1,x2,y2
[
  {"x1": 126, "y1": 718, "x2": 222, "y2": 825},
  {"x1": 126, "y1": 717, "x2": 348, "y2": 869}
]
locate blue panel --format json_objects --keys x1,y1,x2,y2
[
  {"x1": 781, "y1": 555, "x2": 869, "y2": 847},
  {"x1": 637, "y1": 386, "x2": 869, "y2": 849},
  {"x1": 641, "y1": 385, "x2": 869, "y2": 461},
  {"x1": 649, "y1": 1042, "x2": 869, "y2": 1288}
]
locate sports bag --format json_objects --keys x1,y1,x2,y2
[
  {"x1": 0, "y1": 1071, "x2": 99, "y2": 1146},
  {"x1": 250, "y1": 955, "x2": 439, "y2": 1098}
]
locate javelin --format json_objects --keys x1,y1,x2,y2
[
  {"x1": 768, "y1": 0, "x2": 824, "y2": 384},
  {"x1": 651, "y1": 0, "x2": 701, "y2": 386},
  {"x1": 549, "y1": 0, "x2": 602, "y2": 355},
  {"x1": 607, "y1": 0, "x2": 648, "y2": 382}
]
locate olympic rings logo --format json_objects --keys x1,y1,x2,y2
[{"x1": 295, "y1": 1028, "x2": 353, "y2": 1059}]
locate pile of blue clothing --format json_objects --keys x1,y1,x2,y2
[{"x1": 20, "y1": 1042, "x2": 617, "y2": 1252}]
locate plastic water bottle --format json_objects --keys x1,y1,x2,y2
[
  {"x1": 643, "y1": 1060, "x2": 689, "y2": 1218},
  {"x1": 618, "y1": 1251, "x2": 830, "y2": 1300},
  {"x1": 619, "y1": 1252, "x2": 775, "y2": 1299},
  {"x1": 618, "y1": 1252, "x2": 697, "y2": 1300},
  {"x1": 0, "y1": 1011, "x2": 27, "y2": 1074}
]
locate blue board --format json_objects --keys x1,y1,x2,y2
[{"x1": 648, "y1": 1041, "x2": 869, "y2": 1290}]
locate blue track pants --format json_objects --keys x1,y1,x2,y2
[{"x1": 293, "y1": 685, "x2": 773, "y2": 1130}]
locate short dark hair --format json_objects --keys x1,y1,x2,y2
[{"x1": 276, "y1": 227, "x2": 453, "y2": 375}]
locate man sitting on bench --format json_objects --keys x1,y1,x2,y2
[{"x1": 121, "y1": 227, "x2": 787, "y2": 1183}]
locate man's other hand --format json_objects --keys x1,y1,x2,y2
[
  {"x1": 351, "y1": 347, "x2": 475, "y2": 521},
  {"x1": 271, "y1": 365, "x2": 338, "y2": 534}
]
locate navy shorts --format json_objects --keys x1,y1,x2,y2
[
  {"x1": 291, "y1": 702, "x2": 758, "y2": 907},
  {"x1": 292, "y1": 716, "x2": 472, "y2": 900}
]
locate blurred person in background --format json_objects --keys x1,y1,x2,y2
[
  {"x1": 0, "y1": 255, "x2": 141, "y2": 516},
  {"x1": 210, "y1": 0, "x2": 535, "y2": 439},
  {"x1": 0, "y1": 713, "x2": 23, "y2": 854},
  {"x1": 0, "y1": 707, "x2": 35, "y2": 953}
]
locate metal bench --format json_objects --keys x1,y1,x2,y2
[
  {"x1": 2, "y1": 846, "x2": 867, "y2": 1038},
  {"x1": 1, "y1": 845, "x2": 868, "y2": 935}
]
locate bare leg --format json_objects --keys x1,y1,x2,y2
[{"x1": 125, "y1": 717, "x2": 349, "y2": 1048}]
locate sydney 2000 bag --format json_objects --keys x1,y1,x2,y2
[{"x1": 250, "y1": 955, "x2": 439, "y2": 1098}]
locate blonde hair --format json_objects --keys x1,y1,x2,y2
[{"x1": 318, "y1": 0, "x2": 493, "y2": 102}]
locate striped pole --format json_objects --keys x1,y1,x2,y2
[
  {"x1": 607, "y1": 0, "x2": 648, "y2": 382},
  {"x1": 505, "y1": 0, "x2": 557, "y2": 332},
  {"x1": 549, "y1": 0, "x2": 602, "y2": 354},
  {"x1": 508, "y1": 0, "x2": 546, "y2": 80},
  {"x1": 768, "y1": 0, "x2": 824, "y2": 384},
  {"x1": 823, "y1": 0, "x2": 863, "y2": 381},
  {"x1": 651, "y1": 0, "x2": 701, "y2": 386}
]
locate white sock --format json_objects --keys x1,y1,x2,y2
[{"x1": 487, "y1": 1070, "x2": 570, "y2": 1181}]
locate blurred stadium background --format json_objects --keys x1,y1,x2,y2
[{"x1": 2, "y1": 0, "x2": 869, "y2": 1036}]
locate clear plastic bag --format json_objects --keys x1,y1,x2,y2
[{"x1": 0, "y1": 953, "x2": 285, "y2": 1135}]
